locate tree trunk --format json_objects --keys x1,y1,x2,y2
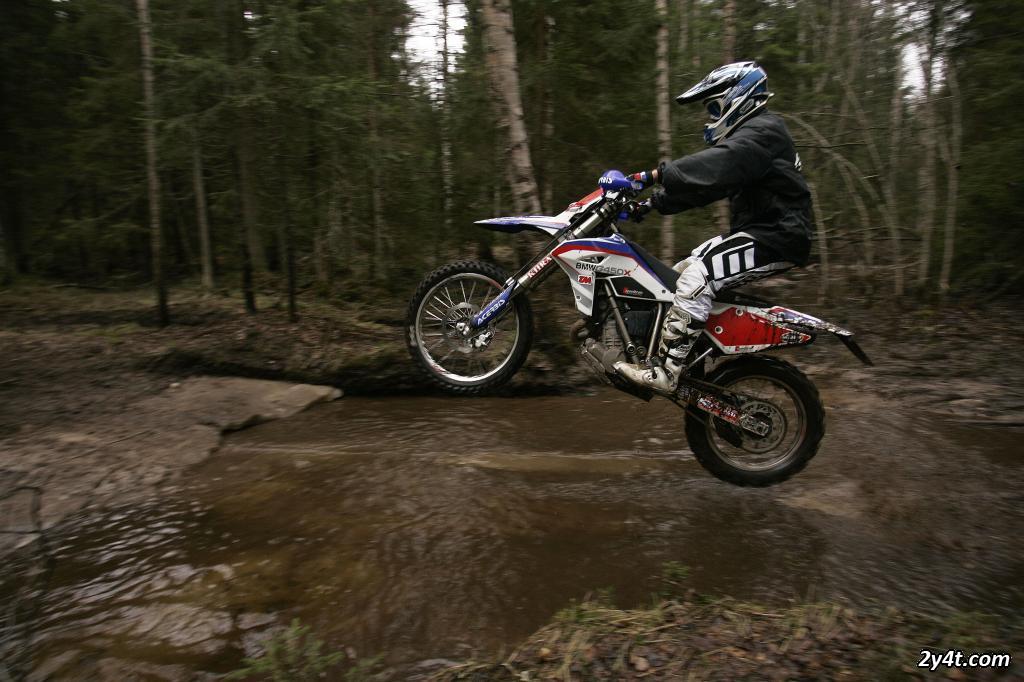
[
  {"x1": 192, "y1": 130, "x2": 214, "y2": 290},
  {"x1": 439, "y1": 0, "x2": 454, "y2": 239},
  {"x1": 279, "y1": 170, "x2": 297, "y2": 322},
  {"x1": 479, "y1": 0, "x2": 541, "y2": 215},
  {"x1": 135, "y1": 0, "x2": 168, "y2": 325},
  {"x1": 722, "y1": 0, "x2": 736, "y2": 64},
  {"x1": 0, "y1": 212, "x2": 10, "y2": 285},
  {"x1": 541, "y1": 13, "x2": 556, "y2": 212},
  {"x1": 367, "y1": 4, "x2": 387, "y2": 282},
  {"x1": 238, "y1": 119, "x2": 265, "y2": 273},
  {"x1": 840, "y1": 71, "x2": 904, "y2": 297},
  {"x1": 714, "y1": 0, "x2": 736, "y2": 234},
  {"x1": 915, "y1": 6, "x2": 940, "y2": 289},
  {"x1": 884, "y1": 3, "x2": 905, "y2": 297},
  {"x1": 814, "y1": 0, "x2": 841, "y2": 95},
  {"x1": 797, "y1": 0, "x2": 807, "y2": 98},
  {"x1": 327, "y1": 180, "x2": 342, "y2": 276},
  {"x1": 655, "y1": 0, "x2": 674, "y2": 260},
  {"x1": 807, "y1": 182, "x2": 829, "y2": 303},
  {"x1": 169, "y1": 173, "x2": 193, "y2": 269},
  {"x1": 233, "y1": 147, "x2": 256, "y2": 313},
  {"x1": 677, "y1": 0, "x2": 690, "y2": 69},
  {"x1": 939, "y1": 60, "x2": 962, "y2": 297},
  {"x1": 306, "y1": 120, "x2": 330, "y2": 288}
]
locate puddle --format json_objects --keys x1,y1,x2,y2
[{"x1": 7, "y1": 389, "x2": 1024, "y2": 677}]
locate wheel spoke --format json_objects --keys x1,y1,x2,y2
[{"x1": 415, "y1": 272, "x2": 523, "y2": 385}]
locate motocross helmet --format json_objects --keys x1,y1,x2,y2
[{"x1": 676, "y1": 61, "x2": 772, "y2": 145}]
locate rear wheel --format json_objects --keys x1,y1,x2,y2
[
  {"x1": 685, "y1": 356, "x2": 824, "y2": 486},
  {"x1": 406, "y1": 260, "x2": 533, "y2": 395}
]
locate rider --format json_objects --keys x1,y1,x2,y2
[{"x1": 615, "y1": 61, "x2": 812, "y2": 394}]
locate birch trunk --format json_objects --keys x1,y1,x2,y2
[
  {"x1": 885, "y1": 1, "x2": 905, "y2": 296},
  {"x1": 192, "y1": 131, "x2": 214, "y2": 290},
  {"x1": 479, "y1": 0, "x2": 541, "y2": 215},
  {"x1": 714, "y1": 0, "x2": 736, "y2": 233},
  {"x1": 939, "y1": 60, "x2": 962, "y2": 297},
  {"x1": 722, "y1": 0, "x2": 736, "y2": 63},
  {"x1": 915, "y1": 11, "x2": 940, "y2": 289},
  {"x1": 135, "y1": 0, "x2": 168, "y2": 325},
  {"x1": 655, "y1": 0, "x2": 674, "y2": 260},
  {"x1": 439, "y1": 0, "x2": 454, "y2": 236}
]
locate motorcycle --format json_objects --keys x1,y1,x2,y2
[{"x1": 406, "y1": 170, "x2": 872, "y2": 486}]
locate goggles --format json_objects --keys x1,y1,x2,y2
[{"x1": 703, "y1": 95, "x2": 727, "y2": 121}]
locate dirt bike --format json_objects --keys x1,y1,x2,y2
[{"x1": 406, "y1": 171, "x2": 871, "y2": 486}]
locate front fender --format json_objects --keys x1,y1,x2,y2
[{"x1": 474, "y1": 216, "x2": 566, "y2": 236}]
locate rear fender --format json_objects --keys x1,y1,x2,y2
[
  {"x1": 704, "y1": 304, "x2": 814, "y2": 354},
  {"x1": 767, "y1": 306, "x2": 873, "y2": 365},
  {"x1": 704, "y1": 304, "x2": 872, "y2": 365}
]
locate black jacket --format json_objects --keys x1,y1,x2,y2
[{"x1": 651, "y1": 111, "x2": 812, "y2": 265}]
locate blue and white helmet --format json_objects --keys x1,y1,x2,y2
[{"x1": 676, "y1": 61, "x2": 772, "y2": 145}]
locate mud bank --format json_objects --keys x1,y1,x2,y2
[
  {"x1": 0, "y1": 376, "x2": 340, "y2": 557},
  {"x1": 430, "y1": 597, "x2": 1024, "y2": 681}
]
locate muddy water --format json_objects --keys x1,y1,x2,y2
[{"x1": 15, "y1": 385, "x2": 1024, "y2": 677}]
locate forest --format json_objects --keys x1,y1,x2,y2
[
  {"x1": 0, "y1": 0, "x2": 1020, "y2": 320},
  {"x1": 4, "y1": 3, "x2": 1024, "y2": 678}
]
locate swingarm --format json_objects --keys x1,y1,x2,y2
[{"x1": 671, "y1": 378, "x2": 771, "y2": 437}]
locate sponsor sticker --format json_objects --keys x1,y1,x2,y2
[
  {"x1": 576, "y1": 261, "x2": 631, "y2": 276},
  {"x1": 526, "y1": 255, "x2": 553, "y2": 279},
  {"x1": 577, "y1": 274, "x2": 593, "y2": 285}
]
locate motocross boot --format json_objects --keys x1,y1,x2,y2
[{"x1": 614, "y1": 309, "x2": 699, "y2": 395}]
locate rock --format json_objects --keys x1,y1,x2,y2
[
  {"x1": 141, "y1": 377, "x2": 342, "y2": 432},
  {"x1": 630, "y1": 653, "x2": 650, "y2": 671},
  {"x1": 538, "y1": 646, "x2": 553, "y2": 661},
  {"x1": 237, "y1": 612, "x2": 277, "y2": 630},
  {"x1": 95, "y1": 658, "x2": 193, "y2": 681},
  {"x1": 122, "y1": 602, "x2": 233, "y2": 653}
]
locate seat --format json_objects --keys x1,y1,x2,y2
[{"x1": 626, "y1": 239, "x2": 680, "y2": 290}]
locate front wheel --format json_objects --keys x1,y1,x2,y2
[
  {"x1": 406, "y1": 260, "x2": 533, "y2": 395},
  {"x1": 685, "y1": 356, "x2": 825, "y2": 486}
]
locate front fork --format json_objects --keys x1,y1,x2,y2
[
  {"x1": 467, "y1": 204, "x2": 614, "y2": 333},
  {"x1": 466, "y1": 254, "x2": 555, "y2": 332}
]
